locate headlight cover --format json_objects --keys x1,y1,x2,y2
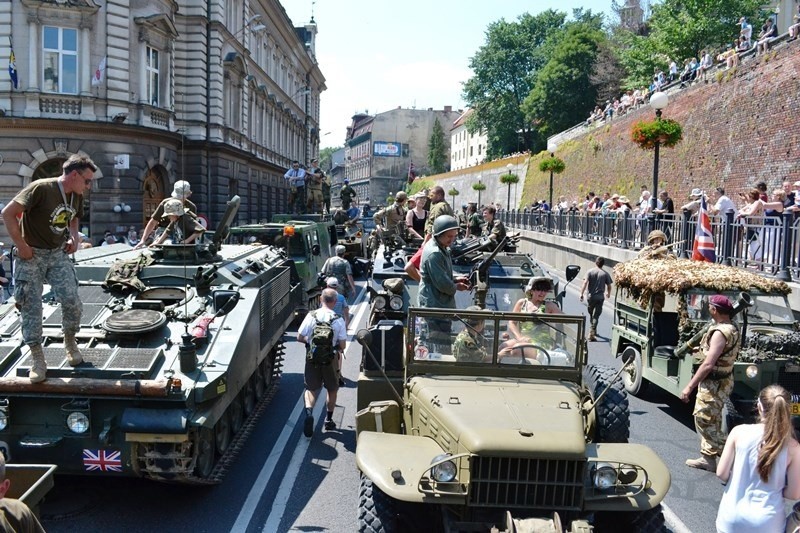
[
  {"x1": 389, "y1": 295, "x2": 403, "y2": 311},
  {"x1": 66, "y1": 412, "x2": 90, "y2": 434},
  {"x1": 373, "y1": 295, "x2": 387, "y2": 311},
  {"x1": 745, "y1": 365, "x2": 758, "y2": 379},
  {"x1": 588, "y1": 461, "x2": 649, "y2": 497},
  {"x1": 430, "y1": 453, "x2": 457, "y2": 482},
  {"x1": 592, "y1": 462, "x2": 617, "y2": 489}
]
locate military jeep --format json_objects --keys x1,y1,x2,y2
[
  {"x1": 355, "y1": 307, "x2": 670, "y2": 532},
  {"x1": 612, "y1": 258, "x2": 800, "y2": 429}
]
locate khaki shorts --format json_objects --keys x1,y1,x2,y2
[
  {"x1": 304, "y1": 359, "x2": 339, "y2": 392},
  {"x1": 307, "y1": 188, "x2": 323, "y2": 205}
]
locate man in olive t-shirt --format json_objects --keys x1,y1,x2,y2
[{"x1": 1, "y1": 153, "x2": 96, "y2": 382}]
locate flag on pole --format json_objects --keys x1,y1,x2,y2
[
  {"x1": 692, "y1": 193, "x2": 716, "y2": 262},
  {"x1": 91, "y1": 56, "x2": 106, "y2": 86},
  {"x1": 8, "y1": 46, "x2": 17, "y2": 89}
]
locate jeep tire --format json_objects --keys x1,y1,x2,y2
[
  {"x1": 358, "y1": 473, "x2": 398, "y2": 533},
  {"x1": 596, "y1": 504, "x2": 666, "y2": 532},
  {"x1": 584, "y1": 364, "x2": 630, "y2": 443}
]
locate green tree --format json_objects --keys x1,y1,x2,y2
[
  {"x1": 522, "y1": 19, "x2": 605, "y2": 139},
  {"x1": 463, "y1": 10, "x2": 566, "y2": 158},
  {"x1": 319, "y1": 146, "x2": 341, "y2": 172},
  {"x1": 617, "y1": 0, "x2": 762, "y2": 88},
  {"x1": 427, "y1": 118, "x2": 447, "y2": 174}
]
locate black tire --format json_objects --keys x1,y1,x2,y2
[
  {"x1": 596, "y1": 504, "x2": 666, "y2": 533},
  {"x1": 722, "y1": 396, "x2": 743, "y2": 435},
  {"x1": 584, "y1": 364, "x2": 630, "y2": 443},
  {"x1": 214, "y1": 409, "x2": 232, "y2": 454},
  {"x1": 630, "y1": 504, "x2": 667, "y2": 532},
  {"x1": 194, "y1": 427, "x2": 216, "y2": 478},
  {"x1": 358, "y1": 473, "x2": 398, "y2": 533},
  {"x1": 621, "y1": 346, "x2": 649, "y2": 396}
]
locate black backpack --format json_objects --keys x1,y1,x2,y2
[{"x1": 308, "y1": 311, "x2": 338, "y2": 366}]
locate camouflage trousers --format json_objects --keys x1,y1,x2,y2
[
  {"x1": 14, "y1": 247, "x2": 82, "y2": 346},
  {"x1": 693, "y1": 375, "x2": 733, "y2": 456}
]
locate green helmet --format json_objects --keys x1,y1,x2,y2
[{"x1": 433, "y1": 215, "x2": 459, "y2": 237}]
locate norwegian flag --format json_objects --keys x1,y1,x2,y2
[
  {"x1": 692, "y1": 193, "x2": 716, "y2": 262},
  {"x1": 83, "y1": 449, "x2": 122, "y2": 472}
]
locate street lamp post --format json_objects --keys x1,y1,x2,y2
[
  {"x1": 477, "y1": 174, "x2": 483, "y2": 207},
  {"x1": 506, "y1": 163, "x2": 514, "y2": 211},
  {"x1": 546, "y1": 141, "x2": 559, "y2": 208},
  {"x1": 649, "y1": 92, "x2": 669, "y2": 216}
]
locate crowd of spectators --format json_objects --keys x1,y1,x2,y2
[{"x1": 583, "y1": 14, "x2": 796, "y2": 128}]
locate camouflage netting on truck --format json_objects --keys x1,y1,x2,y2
[
  {"x1": 739, "y1": 332, "x2": 800, "y2": 364},
  {"x1": 614, "y1": 259, "x2": 791, "y2": 309}
]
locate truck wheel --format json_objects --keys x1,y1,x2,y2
[
  {"x1": 596, "y1": 504, "x2": 666, "y2": 532},
  {"x1": 722, "y1": 397, "x2": 743, "y2": 435},
  {"x1": 584, "y1": 364, "x2": 630, "y2": 443},
  {"x1": 621, "y1": 346, "x2": 649, "y2": 396},
  {"x1": 358, "y1": 473, "x2": 398, "y2": 533},
  {"x1": 630, "y1": 504, "x2": 667, "y2": 532}
]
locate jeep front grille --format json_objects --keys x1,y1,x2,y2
[{"x1": 469, "y1": 456, "x2": 584, "y2": 511}]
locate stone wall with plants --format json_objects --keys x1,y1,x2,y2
[{"x1": 521, "y1": 44, "x2": 800, "y2": 207}]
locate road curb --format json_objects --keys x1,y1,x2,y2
[{"x1": 663, "y1": 501, "x2": 692, "y2": 532}]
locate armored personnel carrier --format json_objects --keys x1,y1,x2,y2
[
  {"x1": 230, "y1": 215, "x2": 334, "y2": 314},
  {"x1": 0, "y1": 197, "x2": 303, "y2": 483},
  {"x1": 355, "y1": 307, "x2": 670, "y2": 532}
]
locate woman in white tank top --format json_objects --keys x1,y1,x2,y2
[{"x1": 715, "y1": 385, "x2": 800, "y2": 532}]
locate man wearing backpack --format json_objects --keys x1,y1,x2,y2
[{"x1": 297, "y1": 288, "x2": 347, "y2": 437}]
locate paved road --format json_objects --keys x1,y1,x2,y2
[{"x1": 40, "y1": 270, "x2": 786, "y2": 532}]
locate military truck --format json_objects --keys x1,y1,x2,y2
[
  {"x1": 230, "y1": 216, "x2": 335, "y2": 314},
  {"x1": 0, "y1": 197, "x2": 304, "y2": 483},
  {"x1": 611, "y1": 258, "x2": 799, "y2": 429},
  {"x1": 355, "y1": 307, "x2": 670, "y2": 532}
]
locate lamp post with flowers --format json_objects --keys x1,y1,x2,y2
[
  {"x1": 500, "y1": 163, "x2": 518, "y2": 213},
  {"x1": 472, "y1": 174, "x2": 486, "y2": 208}
]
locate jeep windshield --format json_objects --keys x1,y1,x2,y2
[
  {"x1": 683, "y1": 290, "x2": 794, "y2": 327},
  {"x1": 406, "y1": 308, "x2": 585, "y2": 372}
]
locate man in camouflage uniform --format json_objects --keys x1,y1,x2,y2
[
  {"x1": 373, "y1": 192, "x2": 407, "y2": 244},
  {"x1": 680, "y1": 295, "x2": 741, "y2": 471},
  {"x1": 638, "y1": 229, "x2": 676, "y2": 260},
  {"x1": 136, "y1": 180, "x2": 198, "y2": 248},
  {"x1": 321, "y1": 245, "x2": 355, "y2": 298},
  {"x1": 424, "y1": 186, "x2": 454, "y2": 236},
  {"x1": 306, "y1": 166, "x2": 324, "y2": 214},
  {"x1": 321, "y1": 173, "x2": 331, "y2": 214},
  {"x1": 453, "y1": 306, "x2": 490, "y2": 363},
  {"x1": 1, "y1": 154, "x2": 95, "y2": 382},
  {"x1": 482, "y1": 206, "x2": 507, "y2": 243},
  {"x1": 340, "y1": 179, "x2": 356, "y2": 210}
]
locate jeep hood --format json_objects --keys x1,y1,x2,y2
[{"x1": 408, "y1": 376, "x2": 586, "y2": 457}]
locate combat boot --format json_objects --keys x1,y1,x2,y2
[
  {"x1": 64, "y1": 333, "x2": 83, "y2": 366},
  {"x1": 28, "y1": 344, "x2": 47, "y2": 383},
  {"x1": 685, "y1": 453, "x2": 716, "y2": 472},
  {"x1": 588, "y1": 328, "x2": 597, "y2": 342}
]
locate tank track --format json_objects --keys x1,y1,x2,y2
[{"x1": 147, "y1": 341, "x2": 286, "y2": 485}]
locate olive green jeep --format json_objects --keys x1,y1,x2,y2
[
  {"x1": 612, "y1": 258, "x2": 800, "y2": 429},
  {"x1": 355, "y1": 307, "x2": 670, "y2": 532}
]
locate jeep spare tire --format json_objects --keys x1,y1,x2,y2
[
  {"x1": 621, "y1": 346, "x2": 649, "y2": 396},
  {"x1": 584, "y1": 364, "x2": 630, "y2": 443}
]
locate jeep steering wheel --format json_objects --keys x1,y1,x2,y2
[{"x1": 505, "y1": 343, "x2": 551, "y2": 364}]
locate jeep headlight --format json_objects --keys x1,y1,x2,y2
[
  {"x1": 373, "y1": 294, "x2": 387, "y2": 311},
  {"x1": 0, "y1": 409, "x2": 7, "y2": 431},
  {"x1": 66, "y1": 412, "x2": 90, "y2": 434},
  {"x1": 592, "y1": 462, "x2": 617, "y2": 489},
  {"x1": 746, "y1": 365, "x2": 758, "y2": 379},
  {"x1": 389, "y1": 295, "x2": 403, "y2": 311},
  {"x1": 431, "y1": 454, "x2": 457, "y2": 482}
]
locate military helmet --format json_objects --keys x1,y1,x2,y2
[
  {"x1": 433, "y1": 215, "x2": 459, "y2": 237},
  {"x1": 464, "y1": 305, "x2": 485, "y2": 326},
  {"x1": 395, "y1": 191, "x2": 407, "y2": 202},
  {"x1": 525, "y1": 275, "x2": 554, "y2": 294},
  {"x1": 647, "y1": 229, "x2": 667, "y2": 245}
]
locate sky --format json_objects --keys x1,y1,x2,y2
[{"x1": 282, "y1": 0, "x2": 613, "y2": 150}]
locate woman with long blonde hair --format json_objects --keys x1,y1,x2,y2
[{"x1": 715, "y1": 384, "x2": 800, "y2": 532}]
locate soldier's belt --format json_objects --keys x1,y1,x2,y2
[{"x1": 706, "y1": 369, "x2": 732, "y2": 380}]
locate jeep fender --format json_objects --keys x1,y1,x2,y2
[
  {"x1": 583, "y1": 443, "x2": 671, "y2": 512},
  {"x1": 356, "y1": 432, "x2": 466, "y2": 505}
]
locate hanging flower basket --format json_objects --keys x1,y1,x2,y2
[
  {"x1": 631, "y1": 118, "x2": 683, "y2": 150},
  {"x1": 499, "y1": 173, "x2": 519, "y2": 185},
  {"x1": 538, "y1": 156, "x2": 566, "y2": 174},
  {"x1": 472, "y1": 182, "x2": 487, "y2": 191}
]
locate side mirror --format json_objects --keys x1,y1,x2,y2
[
  {"x1": 565, "y1": 265, "x2": 580, "y2": 283},
  {"x1": 356, "y1": 329, "x2": 373, "y2": 346},
  {"x1": 311, "y1": 244, "x2": 321, "y2": 256}
]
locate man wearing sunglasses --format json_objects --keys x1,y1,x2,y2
[{"x1": 1, "y1": 154, "x2": 96, "y2": 382}]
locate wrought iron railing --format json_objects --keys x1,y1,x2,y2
[{"x1": 499, "y1": 208, "x2": 800, "y2": 282}]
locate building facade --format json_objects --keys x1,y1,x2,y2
[
  {"x1": 449, "y1": 109, "x2": 487, "y2": 171},
  {"x1": 0, "y1": 0, "x2": 324, "y2": 241},
  {"x1": 341, "y1": 106, "x2": 460, "y2": 208}
]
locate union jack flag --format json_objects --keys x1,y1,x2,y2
[
  {"x1": 692, "y1": 193, "x2": 715, "y2": 262},
  {"x1": 83, "y1": 449, "x2": 122, "y2": 472}
]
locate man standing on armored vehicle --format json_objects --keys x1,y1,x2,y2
[
  {"x1": 680, "y1": 295, "x2": 741, "y2": 472},
  {"x1": 1, "y1": 154, "x2": 95, "y2": 382},
  {"x1": 284, "y1": 160, "x2": 306, "y2": 214},
  {"x1": 482, "y1": 206, "x2": 507, "y2": 243},
  {"x1": 373, "y1": 191, "x2": 407, "y2": 243},
  {"x1": 340, "y1": 179, "x2": 356, "y2": 210},
  {"x1": 424, "y1": 186, "x2": 454, "y2": 236},
  {"x1": 136, "y1": 180, "x2": 197, "y2": 248}
]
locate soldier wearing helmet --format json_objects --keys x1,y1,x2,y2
[
  {"x1": 135, "y1": 180, "x2": 198, "y2": 249},
  {"x1": 321, "y1": 244, "x2": 355, "y2": 298},
  {"x1": 424, "y1": 186, "x2": 455, "y2": 236},
  {"x1": 373, "y1": 191, "x2": 408, "y2": 243},
  {"x1": 452, "y1": 306, "x2": 490, "y2": 362},
  {"x1": 638, "y1": 229, "x2": 675, "y2": 259},
  {"x1": 418, "y1": 215, "x2": 470, "y2": 310}
]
